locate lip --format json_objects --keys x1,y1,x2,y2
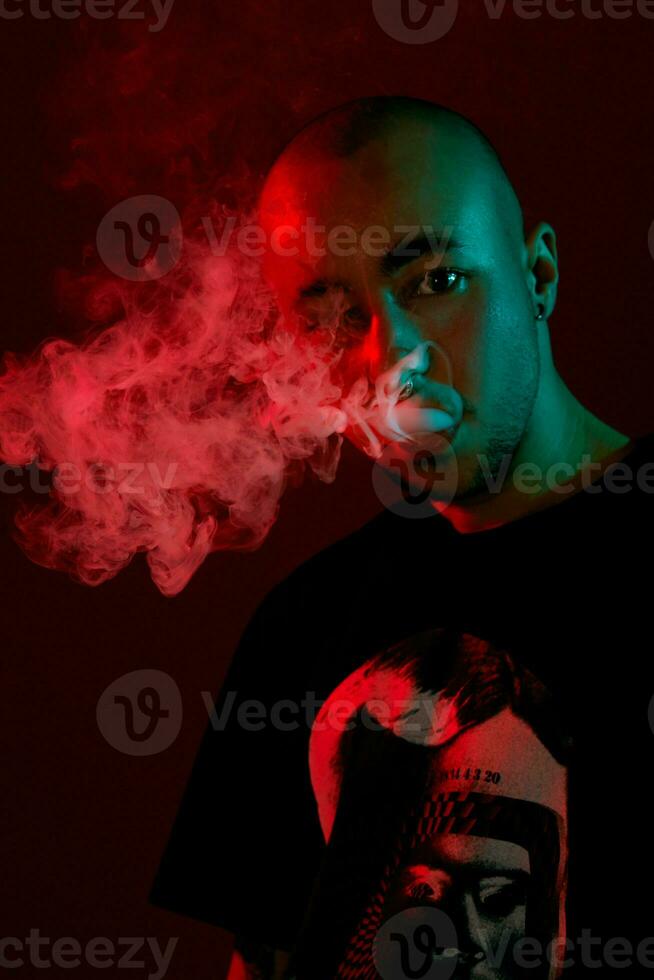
[
  {"x1": 415, "y1": 423, "x2": 459, "y2": 450},
  {"x1": 392, "y1": 417, "x2": 460, "y2": 454},
  {"x1": 388, "y1": 393, "x2": 461, "y2": 437}
]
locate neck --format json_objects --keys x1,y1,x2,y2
[{"x1": 438, "y1": 371, "x2": 631, "y2": 534}]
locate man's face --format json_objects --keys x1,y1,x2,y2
[{"x1": 259, "y1": 119, "x2": 540, "y2": 498}]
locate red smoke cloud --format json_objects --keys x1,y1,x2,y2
[
  {"x1": 0, "y1": 18, "x2": 357, "y2": 595},
  {"x1": 0, "y1": 213, "x2": 353, "y2": 595}
]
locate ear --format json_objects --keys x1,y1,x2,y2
[{"x1": 524, "y1": 222, "x2": 559, "y2": 320}]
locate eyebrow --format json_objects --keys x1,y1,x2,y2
[{"x1": 380, "y1": 232, "x2": 463, "y2": 277}]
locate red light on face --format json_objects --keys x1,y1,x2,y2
[{"x1": 361, "y1": 312, "x2": 382, "y2": 374}]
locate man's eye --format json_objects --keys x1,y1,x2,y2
[{"x1": 414, "y1": 268, "x2": 463, "y2": 297}]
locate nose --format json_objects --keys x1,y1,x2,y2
[{"x1": 364, "y1": 294, "x2": 424, "y2": 376}]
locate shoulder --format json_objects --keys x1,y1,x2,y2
[
  {"x1": 262, "y1": 503, "x2": 451, "y2": 613},
  {"x1": 610, "y1": 432, "x2": 654, "y2": 500},
  {"x1": 261, "y1": 508, "x2": 395, "y2": 613},
  {"x1": 579, "y1": 432, "x2": 654, "y2": 543}
]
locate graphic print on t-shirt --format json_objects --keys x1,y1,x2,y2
[{"x1": 292, "y1": 629, "x2": 569, "y2": 980}]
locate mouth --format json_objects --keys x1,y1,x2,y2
[
  {"x1": 390, "y1": 391, "x2": 460, "y2": 439},
  {"x1": 342, "y1": 345, "x2": 465, "y2": 459}
]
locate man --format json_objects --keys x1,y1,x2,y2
[
  {"x1": 150, "y1": 97, "x2": 653, "y2": 977},
  {"x1": 256, "y1": 95, "x2": 629, "y2": 525}
]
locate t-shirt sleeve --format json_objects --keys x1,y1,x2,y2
[{"x1": 149, "y1": 583, "x2": 325, "y2": 951}]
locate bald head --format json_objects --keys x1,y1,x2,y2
[{"x1": 261, "y1": 96, "x2": 523, "y2": 242}]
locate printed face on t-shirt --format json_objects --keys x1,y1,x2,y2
[
  {"x1": 306, "y1": 642, "x2": 568, "y2": 980},
  {"x1": 383, "y1": 835, "x2": 530, "y2": 980},
  {"x1": 378, "y1": 710, "x2": 566, "y2": 979}
]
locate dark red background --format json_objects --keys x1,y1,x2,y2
[{"x1": 2, "y1": 2, "x2": 653, "y2": 977}]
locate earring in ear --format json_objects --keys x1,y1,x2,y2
[{"x1": 535, "y1": 305, "x2": 545, "y2": 321}]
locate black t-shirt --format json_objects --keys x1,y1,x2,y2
[{"x1": 151, "y1": 433, "x2": 654, "y2": 966}]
